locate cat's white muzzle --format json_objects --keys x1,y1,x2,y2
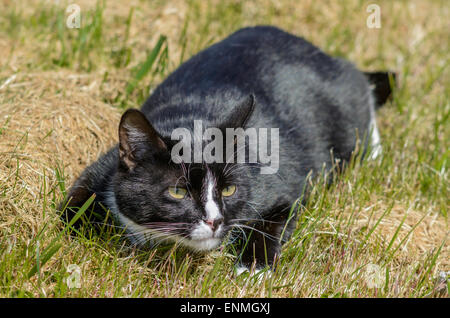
[{"x1": 184, "y1": 221, "x2": 224, "y2": 251}]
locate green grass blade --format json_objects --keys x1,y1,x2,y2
[
  {"x1": 125, "y1": 35, "x2": 167, "y2": 95},
  {"x1": 27, "y1": 194, "x2": 96, "y2": 278}
]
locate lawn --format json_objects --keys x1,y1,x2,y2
[{"x1": 0, "y1": 0, "x2": 448, "y2": 297}]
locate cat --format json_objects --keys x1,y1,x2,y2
[{"x1": 60, "y1": 26, "x2": 394, "y2": 272}]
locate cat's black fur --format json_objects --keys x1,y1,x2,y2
[{"x1": 61, "y1": 26, "x2": 393, "y2": 270}]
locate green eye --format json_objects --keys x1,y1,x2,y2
[
  {"x1": 222, "y1": 185, "x2": 236, "y2": 197},
  {"x1": 168, "y1": 186, "x2": 187, "y2": 199}
]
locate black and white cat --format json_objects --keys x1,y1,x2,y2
[{"x1": 61, "y1": 26, "x2": 393, "y2": 271}]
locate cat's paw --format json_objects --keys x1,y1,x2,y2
[
  {"x1": 368, "y1": 144, "x2": 383, "y2": 160},
  {"x1": 235, "y1": 265, "x2": 250, "y2": 276},
  {"x1": 234, "y1": 265, "x2": 272, "y2": 282},
  {"x1": 368, "y1": 116, "x2": 383, "y2": 160}
]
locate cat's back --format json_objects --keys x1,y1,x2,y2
[
  {"x1": 155, "y1": 26, "x2": 342, "y2": 85},
  {"x1": 142, "y1": 26, "x2": 372, "y2": 161},
  {"x1": 143, "y1": 26, "x2": 369, "y2": 120}
]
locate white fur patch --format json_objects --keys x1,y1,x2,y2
[
  {"x1": 235, "y1": 265, "x2": 272, "y2": 282},
  {"x1": 187, "y1": 218, "x2": 224, "y2": 251},
  {"x1": 182, "y1": 237, "x2": 222, "y2": 251},
  {"x1": 235, "y1": 266, "x2": 250, "y2": 276},
  {"x1": 368, "y1": 112, "x2": 382, "y2": 160},
  {"x1": 190, "y1": 221, "x2": 214, "y2": 240},
  {"x1": 204, "y1": 178, "x2": 222, "y2": 221}
]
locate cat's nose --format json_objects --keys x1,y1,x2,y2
[{"x1": 205, "y1": 218, "x2": 223, "y2": 231}]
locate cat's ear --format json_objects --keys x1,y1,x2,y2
[
  {"x1": 221, "y1": 94, "x2": 255, "y2": 129},
  {"x1": 364, "y1": 71, "x2": 396, "y2": 108},
  {"x1": 118, "y1": 109, "x2": 167, "y2": 170}
]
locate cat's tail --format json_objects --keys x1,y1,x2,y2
[{"x1": 364, "y1": 71, "x2": 397, "y2": 109}]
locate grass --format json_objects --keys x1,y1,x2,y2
[{"x1": 0, "y1": 0, "x2": 448, "y2": 297}]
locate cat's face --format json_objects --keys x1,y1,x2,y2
[
  {"x1": 113, "y1": 96, "x2": 257, "y2": 251},
  {"x1": 114, "y1": 159, "x2": 255, "y2": 251}
]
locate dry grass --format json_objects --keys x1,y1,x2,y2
[{"x1": 0, "y1": 0, "x2": 448, "y2": 297}]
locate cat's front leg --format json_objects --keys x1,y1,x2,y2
[{"x1": 236, "y1": 208, "x2": 296, "y2": 273}]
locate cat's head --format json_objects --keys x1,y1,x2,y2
[{"x1": 112, "y1": 95, "x2": 258, "y2": 251}]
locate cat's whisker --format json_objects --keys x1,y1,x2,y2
[
  {"x1": 124, "y1": 226, "x2": 185, "y2": 239},
  {"x1": 179, "y1": 161, "x2": 190, "y2": 187},
  {"x1": 223, "y1": 161, "x2": 284, "y2": 181},
  {"x1": 129, "y1": 229, "x2": 186, "y2": 247},
  {"x1": 233, "y1": 200, "x2": 265, "y2": 220},
  {"x1": 141, "y1": 222, "x2": 190, "y2": 226},
  {"x1": 222, "y1": 143, "x2": 253, "y2": 175},
  {"x1": 232, "y1": 198, "x2": 264, "y2": 207},
  {"x1": 231, "y1": 224, "x2": 279, "y2": 242},
  {"x1": 229, "y1": 226, "x2": 249, "y2": 243},
  {"x1": 223, "y1": 161, "x2": 252, "y2": 177},
  {"x1": 229, "y1": 218, "x2": 284, "y2": 224},
  {"x1": 224, "y1": 232, "x2": 241, "y2": 246},
  {"x1": 174, "y1": 175, "x2": 188, "y2": 190},
  {"x1": 139, "y1": 224, "x2": 186, "y2": 229},
  {"x1": 245, "y1": 202, "x2": 264, "y2": 218},
  {"x1": 88, "y1": 221, "x2": 129, "y2": 230}
]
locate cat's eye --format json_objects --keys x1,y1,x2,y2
[
  {"x1": 222, "y1": 185, "x2": 236, "y2": 197},
  {"x1": 168, "y1": 186, "x2": 187, "y2": 199}
]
